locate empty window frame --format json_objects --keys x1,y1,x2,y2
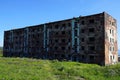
[
  {"x1": 81, "y1": 38, "x2": 84, "y2": 42},
  {"x1": 89, "y1": 37, "x2": 95, "y2": 42},
  {"x1": 54, "y1": 46, "x2": 58, "y2": 50},
  {"x1": 55, "y1": 25, "x2": 59, "y2": 29},
  {"x1": 61, "y1": 31, "x2": 65, "y2": 35},
  {"x1": 61, "y1": 39, "x2": 66, "y2": 43},
  {"x1": 81, "y1": 29, "x2": 85, "y2": 33},
  {"x1": 81, "y1": 20, "x2": 85, "y2": 25},
  {"x1": 62, "y1": 23, "x2": 66, "y2": 27},
  {"x1": 75, "y1": 22, "x2": 78, "y2": 28},
  {"x1": 68, "y1": 23, "x2": 71, "y2": 27},
  {"x1": 55, "y1": 32, "x2": 59, "y2": 35},
  {"x1": 81, "y1": 46, "x2": 85, "y2": 50},
  {"x1": 75, "y1": 30, "x2": 78, "y2": 36},
  {"x1": 55, "y1": 39, "x2": 58, "y2": 43},
  {"x1": 89, "y1": 28, "x2": 95, "y2": 33},
  {"x1": 61, "y1": 47, "x2": 65, "y2": 50},
  {"x1": 88, "y1": 46, "x2": 95, "y2": 50},
  {"x1": 89, "y1": 19, "x2": 95, "y2": 24}
]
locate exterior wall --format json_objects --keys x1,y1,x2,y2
[
  {"x1": 78, "y1": 13, "x2": 105, "y2": 65},
  {"x1": 46, "y1": 20, "x2": 73, "y2": 60},
  {"x1": 104, "y1": 12, "x2": 118, "y2": 65},
  {"x1": 3, "y1": 12, "x2": 118, "y2": 65}
]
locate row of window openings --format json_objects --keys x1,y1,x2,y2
[
  {"x1": 53, "y1": 23, "x2": 71, "y2": 29},
  {"x1": 53, "y1": 37, "x2": 95, "y2": 44},
  {"x1": 81, "y1": 28, "x2": 95, "y2": 33},
  {"x1": 53, "y1": 46, "x2": 95, "y2": 51},
  {"x1": 51, "y1": 39, "x2": 71, "y2": 43},
  {"x1": 81, "y1": 37, "x2": 95, "y2": 42},
  {"x1": 55, "y1": 31, "x2": 71, "y2": 35},
  {"x1": 81, "y1": 19, "x2": 95, "y2": 25},
  {"x1": 81, "y1": 46, "x2": 95, "y2": 50},
  {"x1": 53, "y1": 46, "x2": 70, "y2": 50}
]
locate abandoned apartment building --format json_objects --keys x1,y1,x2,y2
[{"x1": 3, "y1": 12, "x2": 118, "y2": 65}]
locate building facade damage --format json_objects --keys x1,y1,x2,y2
[{"x1": 3, "y1": 12, "x2": 118, "y2": 65}]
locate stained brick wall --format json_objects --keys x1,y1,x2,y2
[{"x1": 3, "y1": 12, "x2": 118, "y2": 65}]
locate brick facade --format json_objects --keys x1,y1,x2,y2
[{"x1": 3, "y1": 12, "x2": 118, "y2": 65}]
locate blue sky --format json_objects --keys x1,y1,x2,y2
[{"x1": 0, "y1": 0, "x2": 120, "y2": 49}]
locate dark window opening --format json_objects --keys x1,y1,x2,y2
[
  {"x1": 89, "y1": 28, "x2": 95, "y2": 33},
  {"x1": 62, "y1": 47, "x2": 65, "y2": 50},
  {"x1": 110, "y1": 29, "x2": 112, "y2": 34},
  {"x1": 68, "y1": 46, "x2": 70, "y2": 50},
  {"x1": 81, "y1": 46, "x2": 84, "y2": 50},
  {"x1": 68, "y1": 38, "x2": 71, "y2": 42},
  {"x1": 56, "y1": 32, "x2": 58, "y2": 35},
  {"x1": 61, "y1": 54, "x2": 65, "y2": 58},
  {"x1": 62, "y1": 24, "x2": 66, "y2": 27},
  {"x1": 81, "y1": 29, "x2": 85, "y2": 33},
  {"x1": 68, "y1": 23, "x2": 71, "y2": 26},
  {"x1": 89, "y1": 37, "x2": 95, "y2": 42},
  {"x1": 62, "y1": 39, "x2": 65, "y2": 43},
  {"x1": 55, "y1": 46, "x2": 58, "y2": 50},
  {"x1": 90, "y1": 55, "x2": 94, "y2": 60},
  {"x1": 75, "y1": 30, "x2": 78, "y2": 36},
  {"x1": 81, "y1": 38, "x2": 84, "y2": 42},
  {"x1": 68, "y1": 31, "x2": 71, "y2": 34},
  {"x1": 75, "y1": 38, "x2": 77, "y2": 44},
  {"x1": 55, "y1": 39, "x2": 58, "y2": 43},
  {"x1": 88, "y1": 46, "x2": 95, "y2": 50},
  {"x1": 81, "y1": 21, "x2": 85, "y2": 25},
  {"x1": 55, "y1": 25, "x2": 59, "y2": 29},
  {"x1": 82, "y1": 55, "x2": 85, "y2": 59},
  {"x1": 89, "y1": 19, "x2": 94, "y2": 24},
  {"x1": 62, "y1": 31, "x2": 65, "y2": 35},
  {"x1": 75, "y1": 22, "x2": 78, "y2": 28}
]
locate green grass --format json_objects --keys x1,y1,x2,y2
[{"x1": 0, "y1": 51, "x2": 120, "y2": 80}]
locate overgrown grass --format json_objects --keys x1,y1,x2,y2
[{"x1": 0, "y1": 51, "x2": 120, "y2": 80}]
